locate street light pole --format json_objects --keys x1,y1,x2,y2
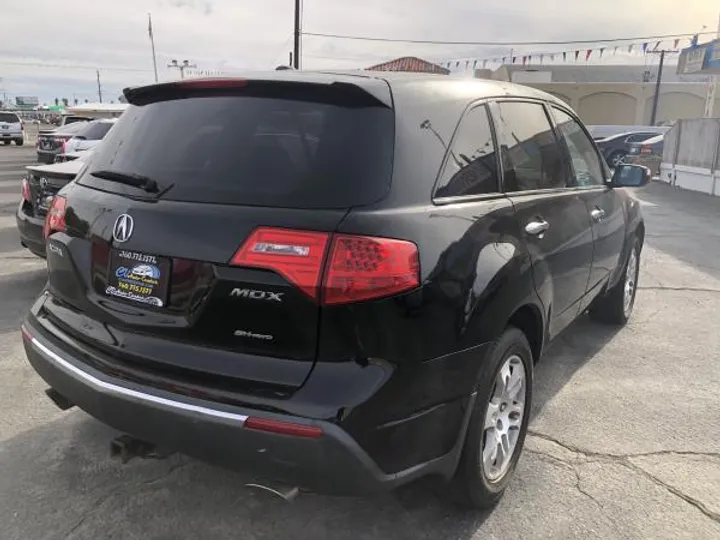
[
  {"x1": 167, "y1": 59, "x2": 197, "y2": 79},
  {"x1": 96, "y1": 70, "x2": 103, "y2": 103}
]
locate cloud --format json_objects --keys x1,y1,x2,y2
[
  {"x1": 165, "y1": 0, "x2": 214, "y2": 15},
  {"x1": 0, "y1": 0, "x2": 717, "y2": 103}
]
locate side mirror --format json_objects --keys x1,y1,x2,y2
[{"x1": 610, "y1": 164, "x2": 651, "y2": 187}]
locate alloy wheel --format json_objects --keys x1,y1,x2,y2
[
  {"x1": 623, "y1": 247, "x2": 638, "y2": 316},
  {"x1": 481, "y1": 354, "x2": 526, "y2": 482}
]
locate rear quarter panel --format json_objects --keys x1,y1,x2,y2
[
  {"x1": 317, "y1": 80, "x2": 546, "y2": 435},
  {"x1": 320, "y1": 196, "x2": 541, "y2": 416}
]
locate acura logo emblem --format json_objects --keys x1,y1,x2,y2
[{"x1": 112, "y1": 214, "x2": 134, "y2": 243}]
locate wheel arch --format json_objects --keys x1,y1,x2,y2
[
  {"x1": 506, "y1": 303, "x2": 545, "y2": 364},
  {"x1": 635, "y1": 220, "x2": 645, "y2": 249}
]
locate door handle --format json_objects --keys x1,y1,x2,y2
[
  {"x1": 525, "y1": 220, "x2": 550, "y2": 236},
  {"x1": 590, "y1": 207, "x2": 606, "y2": 221}
]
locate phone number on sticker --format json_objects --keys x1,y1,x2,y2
[{"x1": 118, "y1": 251, "x2": 157, "y2": 264}]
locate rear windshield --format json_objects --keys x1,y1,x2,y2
[
  {"x1": 0, "y1": 112, "x2": 20, "y2": 123},
  {"x1": 79, "y1": 95, "x2": 395, "y2": 208},
  {"x1": 77, "y1": 121, "x2": 114, "y2": 140},
  {"x1": 63, "y1": 116, "x2": 91, "y2": 125},
  {"x1": 52, "y1": 122, "x2": 89, "y2": 136}
]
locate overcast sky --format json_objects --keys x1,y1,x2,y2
[{"x1": 0, "y1": 0, "x2": 717, "y2": 105}]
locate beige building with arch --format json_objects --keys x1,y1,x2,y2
[{"x1": 482, "y1": 65, "x2": 718, "y2": 125}]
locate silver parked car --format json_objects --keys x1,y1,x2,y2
[
  {"x1": 62, "y1": 119, "x2": 116, "y2": 154},
  {"x1": 0, "y1": 111, "x2": 24, "y2": 146}
]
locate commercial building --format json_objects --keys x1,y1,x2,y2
[
  {"x1": 488, "y1": 65, "x2": 718, "y2": 125},
  {"x1": 363, "y1": 56, "x2": 717, "y2": 125}
]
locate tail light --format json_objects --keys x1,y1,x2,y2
[
  {"x1": 43, "y1": 195, "x2": 67, "y2": 239},
  {"x1": 21, "y1": 178, "x2": 32, "y2": 202},
  {"x1": 61, "y1": 139, "x2": 68, "y2": 154},
  {"x1": 640, "y1": 146, "x2": 651, "y2": 154},
  {"x1": 231, "y1": 228, "x2": 420, "y2": 305},
  {"x1": 324, "y1": 235, "x2": 420, "y2": 305},
  {"x1": 231, "y1": 228, "x2": 330, "y2": 300}
]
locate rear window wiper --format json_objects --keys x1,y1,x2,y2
[{"x1": 90, "y1": 169, "x2": 160, "y2": 193}]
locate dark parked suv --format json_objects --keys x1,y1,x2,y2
[{"x1": 22, "y1": 72, "x2": 647, "y2": 508}]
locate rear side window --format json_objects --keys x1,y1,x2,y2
[
  {"x1": 434, "y1": 105, "x2": 499, "y2": 199},
  {"x1": 77, "y1": 121, "x2": 114, "y2": 140},
  {"x1": 79, "y1": 95, "x2": 395, "y2": 208},
  {"x1": 0, "y1": 113, "x2": 20, "y2": 123},
  {"x1": 493, "y1": 101, "x2": 568, "y2": 192}
]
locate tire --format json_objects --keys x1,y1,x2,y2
[
  {"x1": 2, "y1": 140, "x2": 9, "y2": 146},
  {"x1": 449, "y1": 327, "x2": 533, "y2": 509},
  {"x1": 589, "y1": 236, "x2": 640, "y2": 325},
  {"x1": 15, "y1": 139, "x2": 24, "y2": 146}
]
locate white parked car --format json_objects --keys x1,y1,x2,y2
[{"x1": 0, "y1": 111, "x2": 24, "y2": 146}]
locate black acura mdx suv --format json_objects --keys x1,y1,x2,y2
[{"x1": 22, "y1": 71, "x2": 647, "y2": 508}]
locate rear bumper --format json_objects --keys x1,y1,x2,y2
[
  {"x1": 16, "y1": 204, "x2": 46, "y2": 258},
  {"x1": 0, "y1": 132, "x2": 22, "y2": 139},
  {"x1": 22, "y1": 313, "x2": 467, "y2": 495}
]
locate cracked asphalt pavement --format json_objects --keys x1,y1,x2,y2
[{"x1": 1, "y1": 147, "x2": 719, "y2": 539}]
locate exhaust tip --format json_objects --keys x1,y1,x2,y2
[
  {"x1": 245, "y1": 482, "x2": 299, "y2": 502},
  {"x1": 44, "y1": 387, "x2": 75, "y2": 411}
]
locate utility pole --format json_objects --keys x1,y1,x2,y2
[
  {"x1": 148, "y1": 13, "x2": 159, "y2": 83},
  {"x1": 96, "y1": 70, "x2": 103, "y2": 103},
  {"x1": 703, "y1": 13, "x2": 720, "y2": 118},
  {"x1": 647, "y1": 49, "x2": 678, "y2": 125},
  {"x1": 293, "y1": 0, "x2": 301, "y2": 69},
  {"x1": 167, "y1": 59, "x2": 197, "y2": 79}
]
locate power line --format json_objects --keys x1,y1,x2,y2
[
  {"x1": 0, "y1": 60, "x2": 152, "y2": 73},
  {"x1": 301, "y1": 30, "x2": 718, "y2": 47}
]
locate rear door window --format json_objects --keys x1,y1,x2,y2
[
  {"x1": 0, "y1": 113, "x2": 20, "y2": 123},
  {"x1": 492, "y1": 101, "x2": 569, "y2": 192},
  {"x1": 79, "y1": 95, "x2": 395, "y2": 209},
  {"x1": 434, "y1": 104, "x2": 499, "y2": 199}
]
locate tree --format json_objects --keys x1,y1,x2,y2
[
  {"x1": 61, "y1": 98, "x2": 69, "y2": 107},
  {"x1": 54, "y1": 98, "x2": 59, "y2": 106}
]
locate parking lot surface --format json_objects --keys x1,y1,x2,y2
[{"x1": 1, "y1": 146, "x2": 719, "y2": 539}]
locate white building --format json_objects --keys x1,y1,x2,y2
[{"x1": 479, "y1": 65, "x2": 718, "y2": 125}]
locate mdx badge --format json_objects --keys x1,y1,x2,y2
[
  {"x1": 230, "y1": 288, "x2": 284, "y2": 302},
  {"x1": 112, "y1": 214, "x2": 134, "y2": 243}
]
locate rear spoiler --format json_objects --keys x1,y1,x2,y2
[{"x1": 123, "y1": 76, "x2": 393, "y2": 109}]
